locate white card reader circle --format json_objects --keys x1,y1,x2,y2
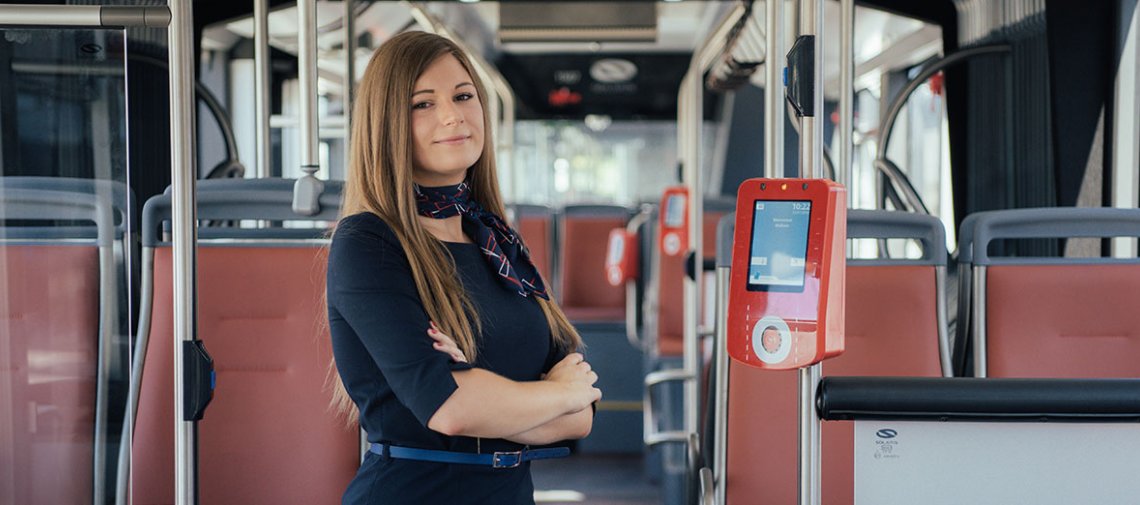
[
  {"x1": 663, "y1": 232, "x2": 682, "y2": 256},
  {"x1": 751, "y1": 315, "x2": 792, "y2": 364}
]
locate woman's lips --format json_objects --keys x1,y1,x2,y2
[{"x1": 435, "y1": 135, "x2": 470, "y2": 145}]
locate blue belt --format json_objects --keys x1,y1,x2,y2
[{"x1": 368, "y1": 443, "x2": 570, "y2": 469}]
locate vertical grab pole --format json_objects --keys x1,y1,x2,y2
[
  {"x1": 838, "y1": 0, "x2": 854, "y2": 189},
  {"x1": 765, "y1": 0, "x2": 785, "y2": 179},
  {"x1": 168, "y1": 0, "x2": 199, "y2": 504},
  {"x1": 682, "y1": 54, "x2": 702, "y2": 450},
  {"x1": 298, "y1": 0, "x2": 320, "y2": 178},
  {"x1": 253, "y1": 0, "x2": 270, "y2": 179},
  {"x1": 343, "y1": 0, "x2": 356, "y2": 164},
  {"x1": 797, "y1": 0, "x2": 824, "y2": 504}
]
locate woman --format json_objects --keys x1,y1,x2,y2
[{"x1": 326, "y1": 31, "x2": 601, "y2": 505}]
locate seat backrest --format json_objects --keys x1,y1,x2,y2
[
  {"x1": 0, "y1": 185, "x2": 120, "y2": 505},
  {"x1": 132, "y1": 180, "x2": 358, "y2": 505},
  {"x1": 508, "y1": 204, "x2": 555, "y2": 286},
  {"x1": 558, "y1": 205, "x2": 631, "y2": 322},
  {"x1": 963, "y1": 207, "x2": 1140, "y2": 378},
  {"x1": 1, "y1": 176, "x2": 137, "y2": 234},
  {"x1": 724, "y1": 209, "x2": 948, "y2": 505}
]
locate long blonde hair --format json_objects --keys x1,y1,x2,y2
[{"x1": 330, "y1": 31, "x2": 582, "y2": 420}]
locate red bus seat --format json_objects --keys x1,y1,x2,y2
[
  {"x1": 130, "y1": 182, "x2": 358, "y2": 504},
  {"x1": 961, "y1": 208, "x2": 1140, "y2": 378},
  {"x1": 558, "y1": 205, "x2": 631, "y2": 322},
  {"x1": 0, "y1": 185, "x2": 121, "y2": 505},
  {"x1": 508, "y1": 204, "x2": 555, "y2": 286}
]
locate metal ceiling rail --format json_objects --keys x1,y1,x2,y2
[{"x1": 0, "y1": 5, "x2": 170, "y2": 27}]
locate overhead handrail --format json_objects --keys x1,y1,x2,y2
[
  {"x1": 128, "y1": 54, "x2": 246, "y2": 179},
  {"x1": 0, "y1": 4, "x2": 170, "y2": 27},
  {"x1": 875, "y1": 45, "x2": 1012, "y2": 215}
]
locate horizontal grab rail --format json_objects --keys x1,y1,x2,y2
[{"x1": 819, "y1": 377, "x2": 1140, "y2": 422}]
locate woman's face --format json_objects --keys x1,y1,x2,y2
[{"x1": 409, "y1": 54, "x2": 485, "y2": 187}]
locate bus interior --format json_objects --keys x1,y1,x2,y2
[{"x1": 2, "y1": 0, "x2": 1140, "y2": 504}]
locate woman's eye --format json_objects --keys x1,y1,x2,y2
[
  {"x1": 412, "y1": 101, "x2": 431, "y2": 110},
  {"x1": 455, "y1": 93, "x2": 474, "y2": 102}
]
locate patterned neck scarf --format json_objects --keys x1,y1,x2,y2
[{"x1": 414, "y1": 182, "x2": 549, "y2": 299}]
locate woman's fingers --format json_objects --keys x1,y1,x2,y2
[
  {"x1": 427, "y1": 322, "x2": 467, "y2": 363},
  {"x1": 547, "y1": 354, "x2": 599, "y2": 386}
]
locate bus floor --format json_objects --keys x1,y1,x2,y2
[{"x1": 532, "y1": 453, "x2": 661, "y2": 504}]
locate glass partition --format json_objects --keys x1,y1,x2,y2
[{"x1": 0, "y1": 28, "x2": 132, "y2": 505}]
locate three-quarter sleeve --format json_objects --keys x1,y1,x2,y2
[{"x1": 328, "y1": 215, "x2": 473, "y2": 426}]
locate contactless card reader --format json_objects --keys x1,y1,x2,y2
[
  {"x1": 726, "y1": 178, "x2": 846, "y2": 370},
  {"x1": 658, "y1": 186, "x2": 689, "y2": 257},
  {"x1": 605, "y1": 228, "x2": 639, "y2": 287}
]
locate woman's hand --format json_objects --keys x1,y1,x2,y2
[
  {"x1": 427, "y1": 321, "x2": 467, "y2": 363},
  {"x1": 544, "y1": 353, "x2": 602, "y2": 413},
  {"x1": 545, "y1": 353, "x2": 595, "y2": 385}
]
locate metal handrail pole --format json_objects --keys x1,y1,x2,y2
[
  {"x1": 682, "y1": 0, "x2": 749, "y2": 446},
  {"x1": 343, "y1": 0, "x2": 357, "y2": 173},
  {"x1": 839, "y1": 0, "x2": 854, "y2": 187},
  {"x1": 797, "y1": 0, "x2": 824, "y2": 504},
  {"x1": 765, "y1": 0, "x2": 785, "y2": 179},
  {"x1": 298, "y1": 0, "x2": 320, "y2": 175},
  {"x1": 168, "y1": 0, "x2": 199, "y2": 504},
  {"x1": 254, "y1": 0, "x2": 271, "y2": 179}
]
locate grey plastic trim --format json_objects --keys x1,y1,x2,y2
[
  {"x1": 848, "y1": 209, "x2": 947, "y2": 265},
  {"x1": 969, "y1": 208, "x2": 1140, "y2": 265},
  {"x1": 188, "y1": 178, "x2": 344, "y2": 194},
  {"x1": 1, "y1": 177, "x2": 136, "y2": 232},
  {"x1": 116, "y1": 247, "x2": 154, "y2": 505},
  {"x1": 0, "y1": 187, "x2": 115, "y2": 245},
  {"x1": 956, "y1": 212, "x2": 982, "y2": 265},
  {"x1": 716, "y1": 213, "x2": 735, "y2": 269},
  {"x1": 561, "y1": 204, "x2": 633, "y2": 218},
  {"x1": 143, "y1": 189, "x2": 342, "y2": 246},
  {"x1": 508, "y1": 203, "x2": 555, "y2": 218}
]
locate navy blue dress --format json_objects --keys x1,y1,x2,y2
[{"x1": 327, "y1": 212, "x2": 564, "y2": 505}]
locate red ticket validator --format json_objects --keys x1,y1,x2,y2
[
  {"x1": 658, "y1": 186, "x2": 689, "y2": 257},
  {"x1": 726, "y1": 178, "x2": 846, "y2": 370},
  {"x1": 605, "y1": 228, "x2": 639, "y2": 287}
]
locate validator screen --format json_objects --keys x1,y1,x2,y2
[{"x1": 747, "y1": 200, "x2": 811, "y2": 291}]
